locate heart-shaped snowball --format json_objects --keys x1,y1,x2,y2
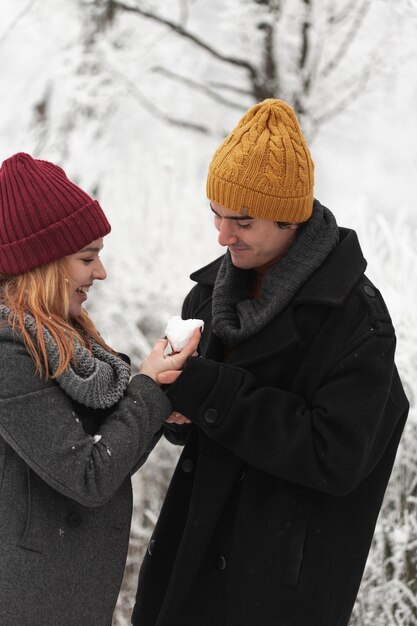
[{"x1": 165, "y1": 316, "x2": 204, "y2": 352}]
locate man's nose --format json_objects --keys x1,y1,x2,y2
[{"x1": 217, "y1": 220, "x2": 238, "y2": 247}]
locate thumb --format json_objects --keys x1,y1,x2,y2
[{"x1": 157, "y1": 370, "x2": 182, "y2": 385}]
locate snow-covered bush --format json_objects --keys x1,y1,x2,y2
[{"x1": 348, "y1": 209, "x2": 417, "y2": 626}]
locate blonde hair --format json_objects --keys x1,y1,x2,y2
[{"x1": 0, "y1": 258, "x2": 114, "y2": 379}]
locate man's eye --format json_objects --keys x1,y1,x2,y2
[{"x1": 237, "y1": 222, "x2": 252, "y2": 229}]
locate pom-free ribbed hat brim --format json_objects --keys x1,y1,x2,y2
[
  {"x1": 0, "y1": 199, "x2": 110, "y2": 275},
  {"x1": 207, "y1": 172, "x2": 313, "y2": 223}
]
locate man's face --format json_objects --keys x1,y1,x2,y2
[{"x1": 211, "y1": 201, "x2": 299, "y2": 270}]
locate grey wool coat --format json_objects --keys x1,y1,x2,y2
[{"x1": 0, "y1": 325, "x2": 171, "y2": 626}]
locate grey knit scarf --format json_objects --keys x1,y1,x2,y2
[
  {"x1": 0, "y1": 304, "x2": 131, "y2": 409},
  {"x1": 212, "y1": 201, "x2": 339, "y2": 347}
]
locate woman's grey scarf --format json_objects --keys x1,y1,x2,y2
[
  {"x1": 0, "y1": 304, "x2": 131, "y2": 409},
  {"x1": 212, "y1": 201, "x2": 339, "y2": 347}
]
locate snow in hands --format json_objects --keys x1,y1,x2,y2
[{"x1": 165, "y1": 316, "x2": 204, "y2": 352}]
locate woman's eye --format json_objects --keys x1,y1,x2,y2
[{"x1": 81, "y1": 258, "x2": 94, "y2": 264}]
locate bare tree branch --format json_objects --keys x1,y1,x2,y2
[
  {"x1": 207, "y1": 80, "x2": 253, "y2": 97},
  {"x1": 111, "y1": 0, "x2": 259, "y2": 84},
  {"x1": 321, "y1": 0, "x2": 372, "y2": 78},
  {"x1": 313, "y1": 54, "x2": 374, "y2": 128},
  {"x1": 0, "y1": 0, "x2": 38, "y2": 47},
  {"x1": 256, "y1": 21, "x2": 279, "y2": 99},
  {"x1": 152, "y1": 67, "x2": 246, "y2": 110},
  {"x1": 299, "y1": 0, "x2": 312, "y2": 72},
  {"x1": 304, "y1": 4, "x2": 327, "y2": 99},
  {"x1": 105, "y1": 61, "x2": 210, "y2": 133},
  {"x1": 87, "y1": 0, "x2": 409, "y2": 140},
  {"x1": 328, "y1": 0, "x2": 361, "y2": 25}
]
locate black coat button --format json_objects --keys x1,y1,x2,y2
[
  {"x1": 204, "y1": 408, "x2": 218, "y2": 424},
  {"x1": 364, "y1": 285, "x2": 376, "y2": 298},
  {"x1": 148, "y1": 539, "x2": 156, "y2": 556},
  {"x1": 215, "y1": 554, "x2": 227, "y2": 570},
  {"x1": 181, "y1": 458, "x2": 195, "y2": 473},
  {"x1": 66, "y1": 512, "x2": 82, "y2": 528}
]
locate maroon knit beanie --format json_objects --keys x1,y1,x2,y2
[{"x1": 0, "y1": 152, "x2": 111, "y2": 275}]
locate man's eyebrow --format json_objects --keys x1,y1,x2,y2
[{"x1": 209, "y1": 203, "x2": 254, "y2": 220}]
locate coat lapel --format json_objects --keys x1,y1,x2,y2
[
  {"x1": 225, "y1": 307, "x2": 300, "y2": 367},
  {"x1": 195, "y1": 292, "x2": 301, "y2": 368},
  {"x1": 190, "y1": 228, "x2": 367, "y2": 370}
]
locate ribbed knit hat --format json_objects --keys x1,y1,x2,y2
[
  {"x1": 206, "y1": 99, "x2": 314, "y2": 222},
  {"x1": 0, "y1": 152, "x2": 111, "y2": 275}
]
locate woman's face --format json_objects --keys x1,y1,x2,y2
[{"x1": 64, "y1": 238, "x2": 107, "y2": 318}]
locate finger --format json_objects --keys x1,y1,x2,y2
[
  {"x1": 166, "y1": 411, "x2": 191, "y2": 424},
  {"x1": 174, "y1": 415, "x2": 191, "y2": 426},
  {"x1": 172, "y1": 411, "x2": 191, "y2": 423},
  {"x1": 170, "y1": 416, "x2": 191, "y2": 424},
  {"x1": 170, "y1": 329, "x2": 201, "y2": 369},
  {"x1": 189, "y1": 327, "x2": 202, "y2": 349},
  {"x1": 157, "y1": 370, "x2": 182, "y2": 385},
  {"x1": 166, "y1": 412, "x2": 178, "y2": 423},
  {"x1": 152, "y1": 337, "x2": 169, "y2": 355}
]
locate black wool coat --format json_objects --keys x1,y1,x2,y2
[{"x1": 132, "y1": 227, "x2": 409, "y2": 626}]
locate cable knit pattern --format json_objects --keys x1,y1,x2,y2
[
  {"x1": 211, "y1": 201, "x2": 339, "y2": 347},
  {"x1": 206, "y1": 99, "x2": 314, "y2": 222},
  {"x1": 0, "y1": 305, "x2": 131, "y2": 408}
]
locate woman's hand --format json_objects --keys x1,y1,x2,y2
[
  {"x1": 166, "y1": 411, "x2": 191, "y2": 424},
  {"x1": 139, "y1": 328, "x2": 200, "y2": 384}
]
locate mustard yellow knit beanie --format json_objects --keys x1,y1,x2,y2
[{"x1": 206, "y1": 99, "x2": 314, "y2": 222}]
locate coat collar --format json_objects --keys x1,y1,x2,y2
[
  {"x1": 190, "y1": 227, "x2": 367, "y2": 308},
  {"x1": 189, "y1": 227, "x2": 367, "y2": 368}
]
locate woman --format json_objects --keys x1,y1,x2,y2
[{"x1": 0, "y1": 152, "x2": 198, "y2": 625}]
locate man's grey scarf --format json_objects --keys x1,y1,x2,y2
[
  {"x1": 212, "y1": 201, "x2": 339, "y2": 347},
  {"x1": 0, "y1": 304, "x2": 131, "y2": 409}
]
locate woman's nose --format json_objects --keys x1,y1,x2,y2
[
  {"x1": 93, "y1": 259, "x2": 107, "y2": 281},
  {"x1": 217, "y1": 220, "x2": 238, "y2": 247}
]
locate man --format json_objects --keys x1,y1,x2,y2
[{"x1": 132, "y1": 99, "x2": 409, "y2": 626}]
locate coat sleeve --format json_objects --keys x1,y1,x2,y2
[
  {"x1": 166, "y1": 330, "x2": 408, "y2": 496},
  {"x1": 0, "y1": 333, "x2": 171, "y2": 507},
  {"x1": 159, "y1": 284, "x2": 203, "y2": 447}
]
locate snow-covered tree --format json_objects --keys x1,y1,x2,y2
[{"x1": 80, "y1": 0, "x2": 411, "y2": 136}]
